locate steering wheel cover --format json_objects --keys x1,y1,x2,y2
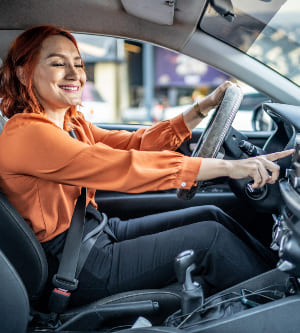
[{"x1": 177, "y1": 85, "x2": 243, "y2": 200}]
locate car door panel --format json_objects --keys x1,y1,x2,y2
[
  {"x1": 95, "y1": 189, "x2": 242, "y2": 220},
  {"x1": 95, "y1": 124, "x2": 271, "y2": 219}
]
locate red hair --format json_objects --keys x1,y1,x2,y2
[{"x1": 0, "y1": 25, "x2": 84, "y2": 129}]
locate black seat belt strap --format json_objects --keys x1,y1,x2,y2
[
  {"x1": 49, "y1": 187, "x2": 86, "y2": 314},
  {"x1": 53, "y1": 187, "x2": 86, "y2": 286},
  {"x1": 48, "y1": 130, "x2": 87, "y2": 314}
]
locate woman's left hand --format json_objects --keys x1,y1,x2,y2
[
  {"x1": 202, "y1": 80, "x2": 235, "y2": 112},
  {"x1": 183, "y1": 81, "x2": 237, "y2": 130}
]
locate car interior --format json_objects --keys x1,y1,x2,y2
[{"x1": 1, "y1": 0, "x2": 300, "y2": 332}]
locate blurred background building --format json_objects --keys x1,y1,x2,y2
[{"x1": 74, "y1": 33, "x2": 229, "y2": 125}]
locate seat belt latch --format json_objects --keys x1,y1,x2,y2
[
  {"x1": 49, "y1": 288, "x2": 71, "y2": 314},
  {"x1": 52, "y1": 274, "x2": 79, "y2": 291},
  {"x1": 48, "y1": 274, "x2": 79, "y2": 313}
]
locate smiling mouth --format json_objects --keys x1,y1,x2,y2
[{"x1": 59, "y1": 85, "x2": 80, "y2": 92}]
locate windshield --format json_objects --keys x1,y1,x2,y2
[{"x1": 200, "y1": 0, "x2": 300, "y2": 86}]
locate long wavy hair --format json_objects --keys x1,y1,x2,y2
[{"x1": 0, "y1": 25, "x2": 84, "y2": 128}]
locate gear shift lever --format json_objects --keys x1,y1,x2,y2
[
  {"x1": 174, "y1": 250, "x2": 204, "y2": 316},
  {"x1": 174, "y1": 249, "x2": 197, "y2": 290}
]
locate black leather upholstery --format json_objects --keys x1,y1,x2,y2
[
  {"x1": 0, "y1": 191, "x2": 48, "y2": 301},
  {"x1": 0, "y1": 249, "x2": 29, "y2": 333},
  {"x1": 0, "y1": 190, "x2": 181, "y2": 331},
  {"x1": 61, "y1": 289, "x2": 181, "y2": 329}
]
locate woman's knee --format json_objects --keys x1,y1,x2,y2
[
  {"x1": 194, "y1": 220, "x2": 232, "y2": 255},
  {"x1": 185, "y1": 205, "x2": 227, "y2": 223},
  {"x1": 204, "y1": 205, "x2": 227, "y2": 216},
  {"x1": 190, "y1": 220, "x2": 222, "y2": 251}
]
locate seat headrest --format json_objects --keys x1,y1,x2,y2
[
  {"x1": 0, "y1": 191, "x2": 48, "y2": 301},
  {"x1": 0, "y1": 249, "x2": 29, "y2": 333}
]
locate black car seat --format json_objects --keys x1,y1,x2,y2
[
  {"x1": 0, "y1": 248, "x2": 183, "y2": 333},
  {"x1": 0, "y1": 113, "x2": 181, "y2": 331},
  {"x1": 0, "y1": 249, "x2": 29, "y2": 333}
]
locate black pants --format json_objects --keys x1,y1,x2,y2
[{"x1": 69, "y1": 205, "x2": 277, "y2": 306}]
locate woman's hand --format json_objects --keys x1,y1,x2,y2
[
  {"x1": 196, "y1": 149, "x2": 295, "y2": 188},
  {"x1": 200, "y1": 80, "x2": 234, "y2": 113},
  {"x1": 226, "y1": 150, "x2": 295, "y2": 188},
  {"x1": 183, "y1": 81, "x2": 236, "y2": 131}
]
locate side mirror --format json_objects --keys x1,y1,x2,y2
[{"x1": 252, "y1": 104, "x2": 275, "y2": 131}]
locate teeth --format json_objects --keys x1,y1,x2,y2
[{"x1": 60, "y1": 86, "x2": 78, "y2": 91}]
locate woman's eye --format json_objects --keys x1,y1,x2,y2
[
  {"x1": 50, "y1": 62, "x2": 83, "y2": 68},
  {"x1": 52, "y1": 63, "x2": 64, "y2": 67}
]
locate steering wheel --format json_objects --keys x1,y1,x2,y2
[{"x1": 177, "y1": 85, "x2": 243, "y2": 200}]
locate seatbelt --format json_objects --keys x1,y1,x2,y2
[
  {"x1": 48, "y1": 130, "x2": 87, "y2": 314},
  {"x1": 48, "y1": 187, "x2": 86, "y2": 314}
]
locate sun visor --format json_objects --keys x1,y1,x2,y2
[{"x1": 121, "y1": 0, "x2": 175, "y2": 25}]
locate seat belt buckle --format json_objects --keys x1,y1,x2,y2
[
  {"x1": 52, "y1": 274, "x2": 79, "y2": 291},
  {"x1": 49, "y1": 275, "x2": 79, "y2": 313},
  {"x1": 49, "y1": 287, "x2": 72, "y2": 314}
]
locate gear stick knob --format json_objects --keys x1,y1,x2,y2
[
  {"x1": 174, "y1": 249, "x2": 197, "y2": 290},
  {"x1": 175, "y1": 249, "x2": 204, "y2": 316}
]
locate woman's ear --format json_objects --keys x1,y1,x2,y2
[{"x1": 16, "y1": 66, "x2": 27, "y2": 86}]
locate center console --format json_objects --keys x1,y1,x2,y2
[{"x1": 164, "y1": 139, "x2": 300, "y2": 333}]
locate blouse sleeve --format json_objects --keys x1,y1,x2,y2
[
  {"x1": 88, "y1": 114, "x2": 192, "y2": 151},
  {"x1": 1, "y1": 118, "x2": 201, "y2": 193}
]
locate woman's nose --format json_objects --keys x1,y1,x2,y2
[{"x1": 66, "y1": 64, "x2": 81, "y2": 79}]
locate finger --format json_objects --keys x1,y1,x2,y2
[
  {"x1": 257, "y1": 162, "x2": 270, "y2": 186},
  {"x1": 252, "y1": 159, "x2": 270, "y2": 188},
  {"x1": 217, "y1": 81, "x2": 234, "y2": 100},
  {"x1": 223, "y1": 80, "x2": 234, "y2": 88},
  {"x1": 257, "y1": 156, "x2": 280, "y2": 183},
  {"x1": 266, "y1": 175, "x2": 274, "y2": 184},
  {"x1": 251, "y1": 161, "x2": 263, "y2": 188},
  {"x1": 221, "y1": 81, "x2": 234, "y2": 93},
  {"x1": 268, "y1": 161, "x2": 280, "y2": 183},
  {"x1": 251, "y1": 170, "x2": 262, "y2": 189},
  {"x1": 265, "y1": 149, "x2": 295, "y2": 162}
]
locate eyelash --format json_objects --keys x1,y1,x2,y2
[{"x1": 51, "y1": 63, "x2": 83, "y2": 68}]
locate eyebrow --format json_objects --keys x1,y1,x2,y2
[{"x1": 46, "y1": 53, "x2": 82, "y2": 61}]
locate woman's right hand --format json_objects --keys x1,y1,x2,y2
[{"x1": 196, "y1": 149, "x2": 295, "y2": 188}]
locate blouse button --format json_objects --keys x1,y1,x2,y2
[{"x1": 181, "y1": 182, "x2": 186, "y2": 187}]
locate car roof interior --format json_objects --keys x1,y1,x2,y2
[
  {"x1": 1, "y1": 0, "x2": 300, "y2": 106},
  {"x1": 0, "y1": 0, "x2": 204, "y2": 59}
]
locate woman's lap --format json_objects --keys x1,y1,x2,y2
[
  {"x1": 109, "y1": 205, "x2": 228, "y2": 240},
  {"x1": 72, "y1": 205, "x2": 276, "y2": 306}
]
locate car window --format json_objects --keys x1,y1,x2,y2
[
  {"x1": 74, "y1": 33, "x2": 272, "y2": 132},
  {"x1": 200, "y1": 0, "x2": 300, "y2": 87}
]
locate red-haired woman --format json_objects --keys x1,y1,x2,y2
[{"x1": 0, "y1": 26, "x2": 292, "y2": 306}]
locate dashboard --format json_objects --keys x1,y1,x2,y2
[
  {"x1": 224, "y1": 102, "x2": 297, "y2": 213},
  {"x1": 263, "y1": 103, "x2": 300, "y2": 278}
]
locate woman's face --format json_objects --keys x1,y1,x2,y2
[{"x1": 32, "y1": 35, "x2": 86, "y2": 113}]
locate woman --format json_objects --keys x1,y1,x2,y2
[{"x1": 0, "y1": 26, "x2": 293, "y2": 306}]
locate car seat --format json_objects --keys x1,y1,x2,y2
[
  {"x1": 0, "y1": 113, "x2": 181, "y2": 331},
  {"x1": 0, "y1": 248, "x2": 184, "y2": 333},
  {"x1": 0, "y1": 249, "x2": 29, "y2": 333}
]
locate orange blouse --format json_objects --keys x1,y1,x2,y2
[{"x1": 0, "y1": 112, "x2": 201, "y2": 242}]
